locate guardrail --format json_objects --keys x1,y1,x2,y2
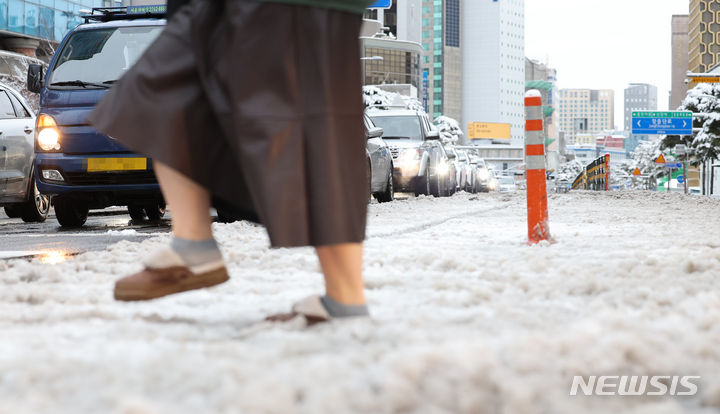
[{"x1": 571, "y1": 154, "x2": 610, "y2": 191}]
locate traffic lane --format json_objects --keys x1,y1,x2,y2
[{"x1": 0, "y1": 207, "x2": 171, "y2": 259}]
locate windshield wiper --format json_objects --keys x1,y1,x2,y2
[
  {"x1": 382, "y1": 136, "x2": 411, "y2": 139},
  {"x1": 102, "y1": 80, "x2": 117, "y2": 84},
  {"x1": 50, "y1": 80, "x2": 110, "y2": 89}
]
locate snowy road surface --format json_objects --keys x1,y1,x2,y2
[
  {"x1": 1, "y1": 191, "x2": 720, "y2": 414},
  {"x1": 0, "y1": 208, "x2": 169, "y2": 259}
]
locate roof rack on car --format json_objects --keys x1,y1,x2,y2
[
  {"x1": 82, "y1": 5, "x2": 166, "y2": 23},
  {"x1": 366, "y1": 104, "x2": 411, "y2": 109}
]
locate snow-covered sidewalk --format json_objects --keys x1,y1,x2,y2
[{"x1": 1, "y1": 191, "x2": 720, "y2": 414}]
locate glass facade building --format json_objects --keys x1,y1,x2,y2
[
  {"x1": 0, "y1": 0, "x2": 120, "y2": 43},
  {"x1": 421, "y1": 0, "x2": 461, "y2": 122},
  {"x1": 363, "y1": 41, "x2": 422, "y2": 96}
]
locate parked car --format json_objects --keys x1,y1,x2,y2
[
  {"x1": 470, "y1": 156, "x2": 491, "y2": 193},
  {"x1": 368, "y1": 108, "x2": 456, "y2": 197},
  {"x1": 497, "y1": 176, "x2": 517, "y2": 193},
  {"x1": 0, "y1": 82, "x2": 49, "y2": 222},
  {"x1": 364, "y1": 114, "x2": 393, "y2": 203},
  {"x1": 446, "y1": 147, "x2": 467, "y2": 192},
  {"x1": 455, "y1": 149, "x2": 477, "y2": 193},
  {"x1": 28, "y1": 7, "x2": 167, "y2": 227}
]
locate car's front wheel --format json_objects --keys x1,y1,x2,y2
[
  {"x1": 19, "y1": 180, "x2": 50, "y2": 223},
  {"x1": 54, "y1": 197, "x2": 89, "y2": 228},
  {"x1": 128, "y1": 206, "x2": 146, "y2": 221},
  {"x1": 431, "y1": 173, "x2": 443, "y2": 197},
  {"x1": 374, "y1": 169, "x2": 394, "y2": 203},
  {"x1": 145, "y1": 203, "x2": 166, "y2": 221}
]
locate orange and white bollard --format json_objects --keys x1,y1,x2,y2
[{"x1": 524, "y1": 90, "x2": 550, "y2": 244}]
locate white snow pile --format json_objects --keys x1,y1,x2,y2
[
  {"x1": 106, "y1": 229, "x2": 139, "y2": 236},
  {"x1": 556, "y1": 159, "x2": 585, "y2": 182},
  {"x1": 363, "y1": 85, "x2": 424, "y2": 112},
  {"x1": 434, "y1": 115, "x2": 464, "y2": 145},
  {"x1": 0, "y1": 50, "x2": 47, "y2": 113},
  {"x1": 2, "y1": 192, "x2": 720, "y2": 414}
]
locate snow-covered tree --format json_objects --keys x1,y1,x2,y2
[
  {"x1": 663, "y1": 83, "x2": 720, "y2": 164},
  {"x1": 433, "y1": 115, "x2": 463, "y2": 144},
  {"x1": 555, "y1": 159, "x2": 584, "y2": 182},
  {"x1": 363, "y1": 85, "x2": 394, "y2": 108},
  {"x1": 631, "y1": 139, "x2": 665, "y2": 179},
  {"x1": 363, "y1": 85, "x2": 425, "y2": 113}
]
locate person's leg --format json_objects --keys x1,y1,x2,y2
[
  {"x1": 154, "y1": 161, "x2": 213, "y2": 240},
  {"x1": 315, "y1": 243, "x2": 368, "y2": 317},
  {"x1": 113, "y1": 161, "x2": 227, "y2": 301}
]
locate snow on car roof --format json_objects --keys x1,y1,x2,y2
[
  {"x1": 368, "y1": 109, "x2": 422, "y2": 117},
  {"x1": 78, "y1": 18, "x2": 166, "y2": 30}
]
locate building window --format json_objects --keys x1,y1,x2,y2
[{"x1": 445, "y1": 0, "x2": 459, "y2": 47}]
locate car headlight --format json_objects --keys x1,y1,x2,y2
[
  {"x1": 436, "y1": 161, "x2": 449, "y2": 176},
  {"x1": 36, "y1": 114, "x2": 61, "y2": 152},
  {"x1": 399, "y1": 149, "x2": 421, "y2": 164}
]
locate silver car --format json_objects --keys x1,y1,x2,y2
[
  {"x1": 369, "y1": 109, "x2": 455, "y2": 197},
  {"x1": 365, "y1": 115, "x2": 394, "y2": 202},
  {"x1": 0, "y1": 83, "x2": 49, "y2": 222},
  {"x1": 497, "y1": 176, "x2": 518, "y2": 193}
]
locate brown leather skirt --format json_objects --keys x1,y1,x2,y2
[{"x1": 88, "y1": 0, "x2": 368, "y2": 247}]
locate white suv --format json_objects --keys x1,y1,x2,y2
[{"x1": 368, "y1": 108, "x2": 456, "y2": 197}]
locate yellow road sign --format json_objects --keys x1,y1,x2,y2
[
  {"x1": 468, "y1": 122, "x2": 511, "y2": 140},
  {"x1": 691, "y1": 76, "x2": 720, "y2": 83}
]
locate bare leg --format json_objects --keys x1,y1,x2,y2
[
  {"x1": 315, "y1": 243, "x2": 365, "y2": 305},
  {"x1": 154, "y1": 161, "x2": 213, "y2": 240}
]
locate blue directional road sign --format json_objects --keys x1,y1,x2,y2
[
  {"x1": 665, "y1": 163, "x2": 683, "y2": 168},
  {"x1": 677, "y1": 175, "x2": 685, "y2": 184},
  {"x1": 632, "y1": 111, "x2": 693, "y2": 135},
  {"x1": 368, "y1": 0, "x2": 392, "y2": 8}
]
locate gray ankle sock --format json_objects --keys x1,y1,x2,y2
[
  {"x1": 320, "y1": 295, "x2": 369, "y2": 318},
  {"x1": 170, "y1": 237, "x2": 222, "y2": 267}
]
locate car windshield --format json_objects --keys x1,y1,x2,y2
[
  {"x1": 370, "y1": 115, "x2": 423, "y2": 140},
  {"x1": 500, "y1": 177, "x2": 515, "y2": 185},
  {"x1": 50, "y1": 26, "x2": 163, "y2": 88}
]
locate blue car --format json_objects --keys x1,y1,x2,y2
[{"x1": 28, "y1": 6, "x2": 167, "y2": 227}]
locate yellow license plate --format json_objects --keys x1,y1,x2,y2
[{"x1": 86, "y1": 157, "x2": 147, "y2": 172}]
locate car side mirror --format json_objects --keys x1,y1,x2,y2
[
  {"x1": 28, "y1": 64, "x2": 44, "y2": 93},
  {"x1": 426, "y1": 130, "x2": 440, "y2": 140},
  {"x1": 446, "y1": 152, "x2": 456, "y2": 159},
  {"x1": 366, "y1": 126, "x2": 383, "y2": 139}
]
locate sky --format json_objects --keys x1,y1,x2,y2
[{"x1": 525, "y1": 0, "x2": 690, "y2": 130}]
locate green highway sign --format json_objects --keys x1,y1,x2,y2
[{"x1": 631, "y1": 111, "x2": 692, "y2": 118}]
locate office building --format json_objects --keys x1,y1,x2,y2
[
  {"x1": 525, "y1": 58, "x2": 559, "y2": 147},
  {"x1": 365, "y1": 0, "x2": 423, "y2": 44},
  {"x1": 623, "y1": 83, "x2": 657, "y2": 130},
  {"x1": 671, "y1": 14, "x2": 689, "y2": 109},
  {"x1": 420, "y1": 0, "x2": 462, "y2": 121},
  {"x1": 0, "y1": 0, "x2": 122, "y2": 58},
  {"x1": 689, "y1": 0, "x2": 720, "y2": 73},
  {"x1": 362, "y1": 35, "x2": 423, "y2": 99},
  {"x1": 462, "y1": 0, "x2": 525, "y2": 145},
  {"x1": 558, "y1": 89, "x2": 615, "y2": 145},
  {"x1": 623, "y1": 83, "x2": 657, "y2": 152}
]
